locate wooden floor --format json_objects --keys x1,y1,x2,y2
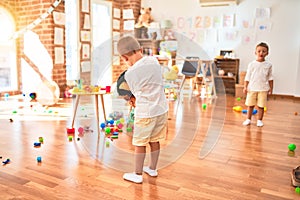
[{"x1": 0, "y1": 94, "x2": 300, "y2": 200}]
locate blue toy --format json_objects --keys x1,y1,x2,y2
[
  {"x1": 37, "y1": 156, "x2": 42, "y2": 163},
  {"x1": 242, "y1": 109, "x2": 257, "y2": 115},
  {"x1": 100, "y1": 122, "x2": 106, "y2": 129},
  {"x1": 113, "y1": 132, "x2": 119, "y2": 136},
  {"x1": 34, "y1": 142, "x2": 41, "y2": 147},
  {"x1": 2, "y1": 158, "x2": 10, "y2": 165}
]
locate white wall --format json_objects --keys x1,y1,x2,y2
[{"x1": 142, "y1": 0, "x2": 300, "y2": 96}]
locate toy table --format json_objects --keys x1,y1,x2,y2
[{"x1": 71, "y1": 91, "x2": 108, "y2": 134}]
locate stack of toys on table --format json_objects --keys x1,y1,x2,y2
[
  {"x1": 71, "y1": 85, "x2": 101, "y2": 94},
  {"x1": 69, "y1": 79, "x2": 111, "y2": 94}
]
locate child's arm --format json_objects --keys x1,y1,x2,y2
[
  {"x1": 243, "y1": 81, "x2": 249, "y2": 94},
  {"x1": 268, "y1": 80, "x2": 273, "y2": 95}
]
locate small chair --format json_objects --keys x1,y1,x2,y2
[{"x1": 179, "y1": 56, "x2": 202, "y2": 99}]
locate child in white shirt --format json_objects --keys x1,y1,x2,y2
[
  {"x1": 243, "y1": 42, "x2": 274, "y2": 127},
  {"x1": 117, "y1": 36, "x2": 168, "y2": 183}
]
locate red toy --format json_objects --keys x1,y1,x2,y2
[{"x1": 66, "y1": 128, "x2": 75, "y2": 134}]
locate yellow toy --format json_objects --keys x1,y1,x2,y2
[
  {"x1": 172, "y1": 65, "x2": 179, "y2": 74},
  {"x1": 233, "y1": 106, "x2": 243, "y2": 112},
  {"x1": 135, "y1": 7, "x2": 154, "y2": 28},
  {"x1": 163, "y1": 69, "x2": 178, "y2": 80}
]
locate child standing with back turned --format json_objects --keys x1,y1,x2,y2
[
  {"x1": 243, "y1": 42, "x2": 274, "y2": 127},
  {"x1": 117, "y1": 35, "x2": 168, "y2": 183}
]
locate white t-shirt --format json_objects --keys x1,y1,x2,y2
[
  {"x1": 245, "y1": 60, "x2": 273, "y2": 91},
  {"x1": 125, "y1": 56, "x2": 168, "y2": 118}
]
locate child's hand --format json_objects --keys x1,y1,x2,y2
[
  {"x1": 243, "y1": 88, "x2": 248, "y2": 94},
  {"x1": 268, "y1": 90, "x2": 272, "y2": 95},
  {"x1": 128, "y1": 96, "x2": 136, "y2": 108}
]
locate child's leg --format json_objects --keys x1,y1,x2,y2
[
  {"x1": 257, "y1": 106, "x2": 264, "y2": 120},
  {"x1": 149, "y1": 141, "x2": 160, "y2": 170},
  {"x1": 134, "y1": 146, "x2": 146, "y2": 175},
  {"x1": 257, "y1": 91, "x2": 268, "y2": 121},
  {"x1": 247, "y1": 106, "x2": 254, "y2": 120}
]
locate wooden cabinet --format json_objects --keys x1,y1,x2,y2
[{"x1": 214, "y1": 58, "x2": 239, "y2": 95}]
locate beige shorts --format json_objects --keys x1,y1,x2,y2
[
  {"x1": 245, "y1": 91, "x2": 268, "y2": 108},
  {"x1": 132, "y1": 112, "x2": 168, "y2": 146}
]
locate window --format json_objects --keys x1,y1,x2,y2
[{"x1": 0, "y1": 7, "x2": 17, "y2": 92}]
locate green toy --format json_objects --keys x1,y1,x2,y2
[
  {"x1": 202, "y1": 103, "x2": 207, "y2": 110},
  {"x1": 105, "y1": 127, "x2": 111, "y2": 134},
  {"x1": 295, "y1": 187, "x2": 300, "y2": 194},
  {"x1": 288, "y1": 143, "x2": 296, "y2": 151},
  {"x1": 105, "y1": 141, "x2": 110, "y2": 147}
]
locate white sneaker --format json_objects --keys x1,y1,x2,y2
[
  {"x1": 123, "y1": 173, "x2": 143, "y2": 183},
  {"x1": 242, "y1": 119, "x2": 251, "y2": 126},
  {"x1": 257, "y1": 120, "x2": 264, "y2": 127},
  {"x1": 143, "y1": 166, "x2": 158, "y2": 177}
]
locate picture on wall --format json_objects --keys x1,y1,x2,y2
[{"x1": 82, "y1": 43, "x2": 90, "y2": 59}]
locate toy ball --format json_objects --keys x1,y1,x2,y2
[
  {"x1": 120, "y1": 118, "x2": 125, "y2": 123},
  {"x1": 236, "y1": 97, "x2": 241, "y2": 101},
  {"x1": 109, "y1": 119, "x2": 114, "y2": 125},
  {"x1": 202, "y1": 104, "x2": 207, "y2": 110},
  {"x1": 36, "y1": 156, "x2": 42, "y2": 163},
  {"x1": 264, "y1": 107, "x2": 267, "y2": 112},
  {"x1": 105, "y1": 127, "x2": 111, "y2": 134},
  {"x1": 288, "y1": 143, "x2": 296, "y2": 151},
  {"x1": 295, "y1": 187, "x2": 300, "y2": 194},
  {"x1": 68, "y1": 136, "x2": 73, "y2": 141},
  {"x1": 252, "y1": 109, "x2": 257, "y2": 115},
  {"x1": 100, "y1": 123, "x2": 106, "y2": 129}
]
